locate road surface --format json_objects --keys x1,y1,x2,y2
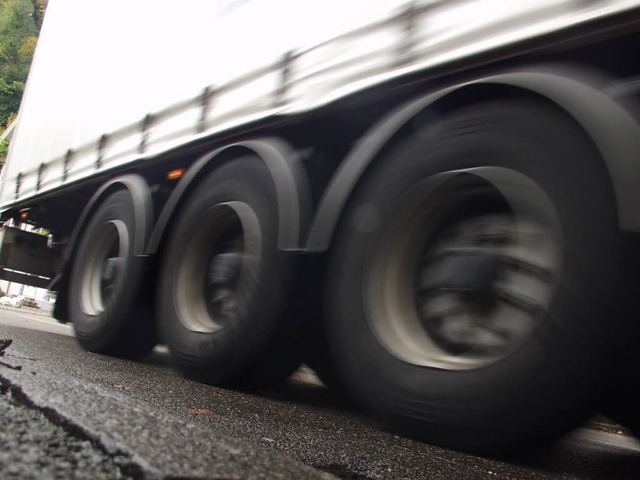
[{"x1": 1, "y1": 307, "x2": 639, "y2": 479}]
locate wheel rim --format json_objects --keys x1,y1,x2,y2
[
  {"x1": 79, "y1": 219, "x2": 130, "y2": 316},
  {"x1": 365, "y1": 167, "x2": 562, "y2": 370},
  {"x1": 174, "y1": 201, "x2": 262, "y2": 333}
]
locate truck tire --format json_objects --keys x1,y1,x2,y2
[
  {"x1": 602, "y1": 357, "x2": 640, "y2": 438},
  {"x1": 157, "y1": 156, "x2": 300, "y2": 387},
  {"x1": 325, "y1": 100, "x2": 621, "y2": 453},
  {"x1": 69, "y1": 189, "x2": 156, "y2": 359}
]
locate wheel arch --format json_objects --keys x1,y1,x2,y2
[
  {"x1": 146, "y1": 137, "x2": 311, "y2": 256},
  {"x1": 305, "y1": 68, "x2": 640, "y2": 252},
  {"x1": 52, "y1": 174, "x2": 153, "y2": 323}
]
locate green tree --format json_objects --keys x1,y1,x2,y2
[
  {"x1": 0, "y1": 76, "x2": 24, "y2": 123},
  {"x1": 0, "y1": 0, "x2": 44, "y2": 129},
  {"x1": 0, "y1": 138, "x2": 8, "y2": 164},
  {"x1": 0, "y1": 0, "x2": 38, "y2": 81},
  {"x1": 30, "y1": 0, "x2": 46, "y2": 29}
]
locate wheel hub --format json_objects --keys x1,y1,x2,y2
[
  {"x1": 207, "y1": 252, "x2": 242, "y2": 318},
  {"x1": 426, "y1": 248, "x2": 501, "y2": 297},
  {"x1": 173, "y1": 201, "x2": 262, "y2": 334},
  {"x1": 79, "y1": 219, "x2": 129, "y2": 317},
  {"x1": 365, "y1": 170, "x2": 562, "y2": 369},
  {"x1": 101, "y1": 257, "x2": 122, "y2": 284},
  {"x1": 208, "y1": 252, "x2": 242, "y2": 287}
]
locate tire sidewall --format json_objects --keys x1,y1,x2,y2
[
  {"x1": 327, "y1": 101, "x2": 620, "y2": 450},
  {"x1": 158, "y1": 157, "x2": 291, "y2": 383},
  {"x1": 70, "y1": 189, "x2": 144, "y2": 352}
]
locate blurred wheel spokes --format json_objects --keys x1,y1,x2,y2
[
  {"x1": 175, "y1": 202, "x2": 261, "y2": 334},
  {"x1": 366, "y1": 173, "x2": 562, "y2": 369}
]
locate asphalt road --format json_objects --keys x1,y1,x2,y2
[{"x1": 1, "y1": 307, "x2": 640, "y2": 479}]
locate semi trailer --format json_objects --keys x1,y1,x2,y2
[{"x1": 2, "y1": 0, "x2": 640, "y2": 452}]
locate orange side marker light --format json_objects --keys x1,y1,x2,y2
[{"x1": 167, "y1": 168, "x2": 185, "y2": 181}]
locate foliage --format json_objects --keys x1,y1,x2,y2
[
  {"x1": 0, "y1": 76, "x2": 24, "y2": 124},
  {"x1": 0, "y1": 0, "x2": 38, "y2": 81},
  {"x1": 5, "y1": 110, "x2": 16, "y2": 126},
  {"x1": 1, "y1": 112, "x2": 17, "y2": 163},
  {"x1": 30, "y1": 0, "x2": 46, "y2": 28},
  {"x1": 0, "y1": 0, "x2": 46, "y2": 130},
  {"x1": 0, "y1": 138, "x2": 8, "y2": 162}
]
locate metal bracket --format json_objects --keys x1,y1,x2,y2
[
  {"x1": 63, "y1": 149, "x2": 72, "y2": 182},
  {"x1": 197, "y1": 86, "x2": 215, "y2": 134},
  {"x1": 274, "y1": 51, "x2": 295, "y2": 107},
  {"x1": 14, "y1": 172, "x2": 21, "y2": 199},
  {"x1": 396, "y1": 1, "x2": 418, "y2": 66},
  {"x1": 36, "y1": 163, "x2": 45, "y2": 192},
  {"x1": 96, "y1": 134, "x2": 108, "y2": 169},
  {"x1": 139, "y1": 114, "x2": 153, "y2": 154}
]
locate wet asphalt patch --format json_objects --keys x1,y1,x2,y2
[{"x1": 0, "y1": 379, "x2": 139, "y2": 479}]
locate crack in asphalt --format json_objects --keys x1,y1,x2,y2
[{"x1": 0, "y1": 375, "x2": 144, "y2": 479}]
